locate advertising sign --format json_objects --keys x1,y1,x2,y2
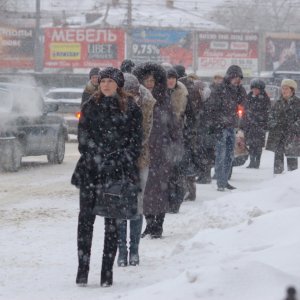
[
  {"x1": 198, "y1": 32, "x2": 259, "y2": 77},
  {"x1": 44, "y1": 28, "x2": 125, "y2": 68},
  {"x1": 0, "y1": 27, "x2": 34, "y2": 69},
  {"x1": 131, "y1": 28, "x2": 193, "y2": 69},
  {"x1": 265, "y1": 33, "x2": 300, "y2": 72}
]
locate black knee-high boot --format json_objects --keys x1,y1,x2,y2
[
  {"x1": 76, "y1": 187, "x2": 96, "y2": 285},
  {"x1": 101, "y1": 218, "x2": 118, "y2": 287},
  {"x1": 151, "y1": 213, "x2": 165, "y2": 239},
  {"x1": 141, "y1": 215, "x2": 155, "y2": 238}
]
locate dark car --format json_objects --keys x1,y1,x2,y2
[{"x1": 0, "y1": 82, "x2": 68, "y2": 172}]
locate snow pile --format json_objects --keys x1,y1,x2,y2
[{"x1": 0, "y1": 146, "x2": 299, "y2": 300}]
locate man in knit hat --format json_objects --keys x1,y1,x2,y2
[
  {"x1": 81, "y1": 67, "x2": 100, "y2": 106},
  {"x1": 206, "y1": 65, "x2": 247, "y2": 191}
]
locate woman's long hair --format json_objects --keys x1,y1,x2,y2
[{"x1": 92, "y1": 86, "x2": 133, "y2": 112}]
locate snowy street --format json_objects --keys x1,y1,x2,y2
[{"x1": 1, "y1": 142, "x2": 300, "y2": 300}]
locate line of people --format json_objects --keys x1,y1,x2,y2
[{"x1": 71, "y1": 60, "x2": 300, "y2": 287}]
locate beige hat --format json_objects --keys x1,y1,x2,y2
[{"x1": 281, "y1": 79, "x2": 297, "y2": 90}]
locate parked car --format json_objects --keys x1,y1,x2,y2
[
  {"x1": 243, "y1": 84, "x2": 280, "y2": 106},
  {"x1": 0, "y1": 82, "x2": 68, "y2": 172},
  {"x1": 44, "y1": 88, "x2": 83, "y2": 134}
]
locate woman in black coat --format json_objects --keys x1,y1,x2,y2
[
  {"x1": 71, "y1": 67, "x2": 143, "y2": 287},
  {"x1": 133, "y1": 62, "x2": 177, "y2": 238},
  {"x1": 266, "y1": 79, "x2": 300, "y2": 174},
  {"x1": 243, "y1": 79, "x2": 271, "y2": 168}
]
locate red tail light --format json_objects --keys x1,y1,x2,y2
[
  {"x1": 237, "y1": 105, "x2": 244, "y2": 119},
  {"x1": 75, "y1": 112, "x2": 81, "y2": 119}
]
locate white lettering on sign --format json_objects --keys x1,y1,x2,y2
[
  {"x1": 1, "y1": 40, "x2": 21, "y2": 46},
  {"x1": 50, "y1": 29, "x2": 118, "y2": 43},
  {"x1": 210, "y1": 41, "x2": 229, "y2": 50},
  {"x1": 230, "y1": 42, "x2": 249, "y2": 50},
  {"x1": 0, "y1": 28, "x2": 32, "y2": 37}
]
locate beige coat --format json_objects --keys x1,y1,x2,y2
[
  {"x1": 170, "y1": 81, "x2": 188, "y2": 127},
  {"x1": 136, "y1": 85, "x2": 156, "y2": 169}
]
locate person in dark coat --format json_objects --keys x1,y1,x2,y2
[
  {"x1": 243, "y1": 79, "x2": 271, "y2": 168},
  {"x1": 166, "y1": 68, "x2": 188, "y2": 213},
  {"x1": 71, "y1": 67, "x2": 143, "y2": 287},
  {"x1": 194, "y1": 80, "x2": 216, "y2": 184},
  {"x1": 81, "y1": 67, "x2": 99, "y2": 106},
  {"x1": 206, "y1": 65, "x2": 245, "y2": 191},
  {"x1": 120, "y1": 59, "x2": 135, "y2": 73},
  {"x1": 178, "y1": 74, "x2": 202, "y2": 199},
  {"x1": 133, "y1": 62, "x2": 177, "y2": 238},
  {"x1": 266, "y1": 79, "x2": 300, "y2": 174}
]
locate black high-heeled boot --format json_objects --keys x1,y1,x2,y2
[
  {"x1": 76, "y1": 266, "x2": 89, "y2": 286},
  {"x1": 101, "y1": 270, "x2": 113, "y2": 287}
]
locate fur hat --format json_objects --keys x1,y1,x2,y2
[
  {"x1": 99, "y1": 67, "x2": 125, "y2": 88},
  {"x1": 250, "y1": 78, "x2": 266, "y2": 90},
  {"x1": 124, "y1": 73, "x2": 140, "y2": 95},
  {"x1": 120, "y1": 59, "x2": 135, "y2": 73},
  {"x1": 133, "y1": 62, "x2": 167, "y2": 104},
  {"x1": 281, "y1": 79, "x2": 297, "y2": 90},
  {"x1": 89, "y1": 67, "x2": 100, "y2": 79}
]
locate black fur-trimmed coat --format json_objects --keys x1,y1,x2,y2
[{"x1": 133, "y1": 62, "x2": 178, "y2": 215}]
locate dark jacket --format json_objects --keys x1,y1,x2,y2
[
  {"x1": 266, "y1": 95, "x2": 300, "y2": 157},
  {"x1": 206, "y1": 82, "x2": 246, "y2": 133},
  {"x1": 133, "y1": 62, "x2": 178, "y2": 215},
  {"x1": 242, "y1": 91, "x2": 271, "y2": 148},
  {"x1": 71, "y1": 95, "x2": 143, "y2": 189}
]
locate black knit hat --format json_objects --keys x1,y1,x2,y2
[
  {"x1": 99, "y1": 67, "x2": 125, "y2": 88},
  {"x1": 174, "y1": 64, "x2": 186, "y2": 78},
  {"x1": 89, "y1": 67, "x2": 100, "y2": 79},
  {"x1": 225, "y1": 65, "x2": 244, "y2": 81},
  {"x1": 250, "y1": 78, "x2": 265, "y2": 90},
  {"x1": 167, "y1": 68, "x2": 178, "y2": 79},
  {"x1": 120, "y1": 59, "x2": 135, "y2": 73}
]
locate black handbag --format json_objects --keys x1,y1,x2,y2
[{"x1": 93, "y1": 172, "x2": 140, "y2": 220}]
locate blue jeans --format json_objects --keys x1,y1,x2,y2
[{"x1": 215, "y1": 128, "x2": 235, "y2": 188}]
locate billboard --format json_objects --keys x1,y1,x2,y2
[
  {"x1": 131, "y1": 28, "x2": 193, "y2": 69},
  {"x1": 0, "y1": 27, "x2": 34, "y2": 69},
  {"x1": 44, "y1": 28, "x2": 125, "y2": 68},
  {"x1": 265, "y1": 33, "x2": 300, "y2": 72},
  {"x1": 198, "y1": 32, "x2": 259, "y2": 77}
]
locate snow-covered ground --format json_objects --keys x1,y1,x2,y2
[{"x1": 0, "y1": 143, "x2": 299, "y2": 300}]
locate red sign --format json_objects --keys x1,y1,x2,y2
[
  {"x1": 0, "y1": 27, "x2": 34, "y2": 69},
  {"x1": 198, "y1": 32, "x2": 259, "y2": 77},
  {"x1": 44, "y1": 28, "x2": 125, "y2": 68}
]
